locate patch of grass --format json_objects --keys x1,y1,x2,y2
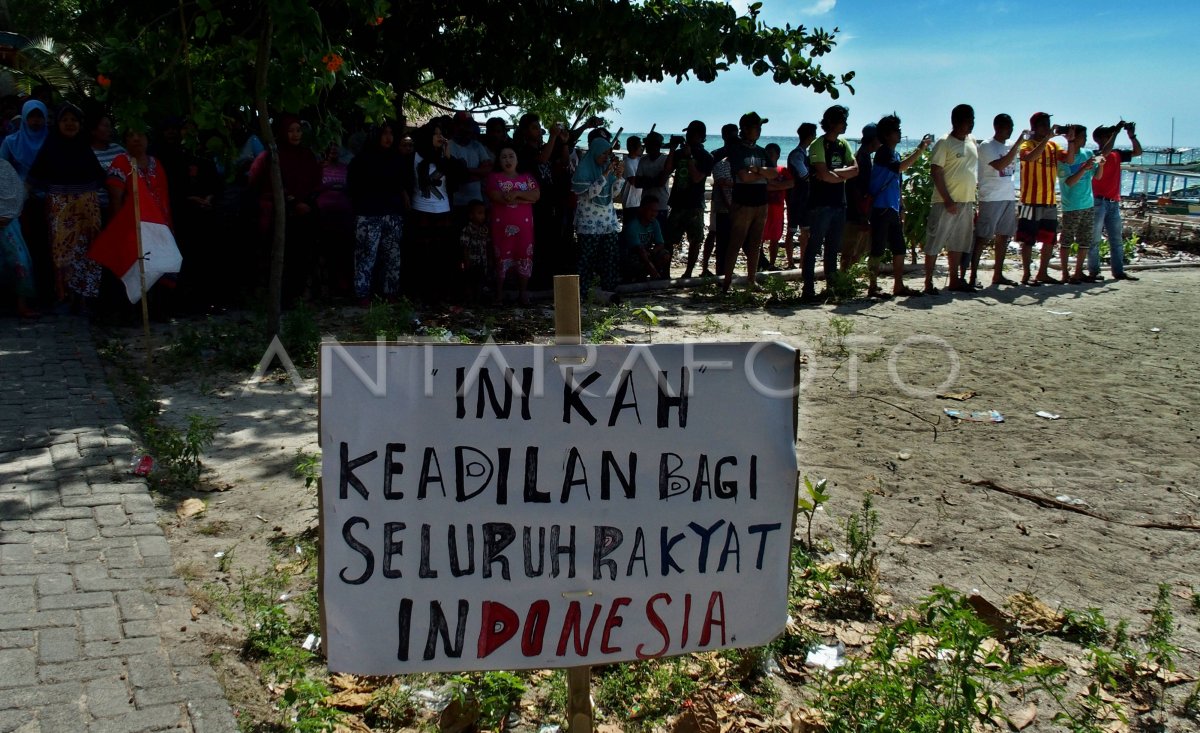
[
  {"x1": 363, "y1": 681, "x2": 418, "y2": 730},
  {"x1": 812, "y1": 586, "x2": 1059, "y2": 733},
  {"x1": 592, "y1": 657, "x2": 699, "y2": 727},
  {"x1": 1060, "y1": 606, "x2": 1110, "y2": 646},
  {"x1": 449, "y1": 671, "x2": 526, "y2": 730},
  {"x1": 293, "y1": 450, "x2": 320, "y2": 489}
]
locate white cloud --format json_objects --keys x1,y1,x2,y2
[{"x1": 800, "y1": 0, "x2": 837, "y2": 14}]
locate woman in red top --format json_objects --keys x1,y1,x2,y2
[
  {"x1": 106, "y1": 128, "x2": 172, "y2": 225},
  {"x1": 762, "y1": 143, "x2": 794, "y2": 269}
]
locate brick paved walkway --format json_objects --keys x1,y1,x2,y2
[{"x1": 0, "y1": 317, "x2": 236, "y2": 733}]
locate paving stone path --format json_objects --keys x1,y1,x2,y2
[{"x1": 0, "y1": 317, "x2": 237, "y2": 733}]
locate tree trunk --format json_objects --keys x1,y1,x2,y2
[{"x1": 254, "y1": 6, "x2": 286, "y2": 337}]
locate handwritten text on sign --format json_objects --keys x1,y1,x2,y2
[{"x1": 319, "y1": 342, "x2": 799, "y2": 674}]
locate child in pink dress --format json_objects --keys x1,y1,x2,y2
[{"x1": 485, "y1": 147, "x2": 540, "y2": 305}]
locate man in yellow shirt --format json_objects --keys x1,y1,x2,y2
[{"x1": 1016, "y1": 112, "x2": 1067, "y2": 285}]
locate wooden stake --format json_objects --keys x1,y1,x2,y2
[
  {"x1": 554, "y1": 275, "x2": 582, "y2": 346},
  {"x1": 554, "y1": 274, "x2": 590, "y2": 731},
  {"x1": 130, "y1": 159, "x2": 151, "y2": 364}
]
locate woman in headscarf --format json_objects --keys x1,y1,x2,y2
[
  {"x1": 249, "y1": 114, "x2": 321, "y2": 302},
  {"x1": 0, "y1": 158, "x2": 36, "y2": 317},
  {"x1": 572, "y1": 136, "x2": 625, "y2": 298},
  {"x1": 28, "y1": 102, "x2": 106, "y2": 308},
  {"x1": 407, "y1": 117, "x2": 464, "y2": 302},
  {"x1": 347, "y1": 122, "x2": 408, "y2": 305},
  {"x1": 0, "y1": 100, "x2": 50, "y2": 181}
]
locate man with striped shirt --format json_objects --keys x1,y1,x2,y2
[{"x1": 1015, "y1": 112, "x2": 1067, "y2": 285}]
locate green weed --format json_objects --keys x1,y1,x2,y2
[
  {"x1": 449, "y1": 671, "x2": 526, "y2": 729},
  {"x1": 293, "y1": 450, "x2": 320, "y2": 489},
  {"x1": 145, "y1": 413, "x2": 219, "y2": 488},
  {"x1": 797, "y1": 476, "x2": 830, "y2": 553}
]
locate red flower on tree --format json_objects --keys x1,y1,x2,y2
[
  {"x1": 96, "y1": 74, "x2": 112, "y2": 88},
  {"x1": 371, "y1": 16, "x2": 384, "y2": 25},
  {"x1": 322, "y1": 53, "x2": 343, "y2": 73}
]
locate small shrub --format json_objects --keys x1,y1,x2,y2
[{"x1": 450, "y1": 671, "x2": 526, "y2": 729}]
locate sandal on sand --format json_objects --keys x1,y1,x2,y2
[
  {"x1": 924, "y1": 286, "x2": 941, "y2": 296},
  {"x1": 894, "y1": 285, "x2": 923, "y2": 297},
  {"x1": 1036, "y1": 275, "x2": 1060, "y2": 285},
  {"x1": 867, "y1": 286, "x2": 892, "y2": 300},
  {"x1": 948, "y1": 282, "x2": 975, "y2": 293},
  {"x1": 1068, "y1": 275, "x2": 1083, "y2": 284},
  {"x1": 993, "y1": 275, "x2": 1018, "y2": 287}
]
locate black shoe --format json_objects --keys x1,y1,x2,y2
[
  {"x1": 1114, "y1": 272, "x2": 1139, "y2": 281},
  {"x1": 799, "y1": 291, "x2": 821, "y2": 304}
]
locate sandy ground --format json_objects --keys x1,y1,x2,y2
[{"x1": 139, "y1": 265, "x2": 1200, "y2": 730}]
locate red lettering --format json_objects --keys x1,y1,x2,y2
[
  {"x1": 555, "y1": 601, "x2": 603, "y2": 656},
  {"x1": 521, "y1": 600, "x2": 551, "y2": 656},
  {"x1": 477, "y1": 601, "x2": 519, "y2": 658},
  {"x1": 599, "y1": 597, "x2": 632, "y2": 654},
  {"x1": 699, "y1": 591, "x2": 727, "y2": 647},
  {"x1": 681, "y1": 592, "x2": 692, "y2": 647},
  {"x1": 636, "y1": 593, "x2": 672, "y2": 659}
]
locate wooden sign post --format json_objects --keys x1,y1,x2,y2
[{"x1": 317, "y1": 287, "x2": 800, "y2": 732}]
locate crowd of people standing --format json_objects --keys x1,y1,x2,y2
[{"x1": 0, "y1": 86, "x2": 1146, "y2": 318}]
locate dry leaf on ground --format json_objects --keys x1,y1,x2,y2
[{"x1": 176, "y1": 498, "x2": 206, "y2": 519}]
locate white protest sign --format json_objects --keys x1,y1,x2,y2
[{"x1": 319, "y1": 342, "x2": 798, "y2": 674}]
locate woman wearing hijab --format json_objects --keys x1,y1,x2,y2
[
  {"x1": 0, "y1": 100, "x2": 50, "y2": 181},
  {"x1": 572, "y1": 137, "x2": 625, "y2": 298},
  {"x1": 0, "y1": 158, "x2": 36, "y2": 317},
  {"x1": 347, "y1": 122, "x2": 408, "y2": 304},
  {"x1": 28, "y1": 103, "x2": 106, "y2": 307},
  {"x1": 249, "y1": 114, "x2": 321, "y2": 302}
]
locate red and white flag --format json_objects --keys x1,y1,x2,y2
[{"x1": 89, "y1": 185, "x2": 182, "y2": 303}]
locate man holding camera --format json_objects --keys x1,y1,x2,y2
[
  {"x1": 1016, "y1": 112, "x2": 1068, "y2": 285},
  {"x1": 1092, "y1": 121, "x2": 1143, "y2": 281},
  {"x1": 666, "y1": 120, "x2": 715, "y2": 279}
]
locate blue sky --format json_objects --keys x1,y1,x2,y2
[{"x1": 615, "y1": 0, "x2": 1198, "y2": 149}]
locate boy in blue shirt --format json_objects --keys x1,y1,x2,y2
[
  {"x1": 622, "y1": 195, "x2": 670, "y2": 281},
  {"x1": 867, "y1": 114, "x2": 930, "y2": 298}
]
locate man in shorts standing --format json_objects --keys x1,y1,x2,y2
[
  {"x1": 925, "y1": 104, "x2": 979, "y2": 294},
  {"x1": 1058, "y1": 124, "x2": 1103, "y2": 283},
  {"x1": 867, "y1": 114, "x2": 930, "y2": 298},
  {"x1": 804, "y1": 105, "x2": 858, "y2": 302},
  {"x1": 784, "y1": 123, "x2": 817, "y2": 270},
  {"x1": 1016, "y1": 112, "x2": 1067, "y2": 285},
  {"x1": 974, "y1": 113, "x2": 1024, "y2": 287}
]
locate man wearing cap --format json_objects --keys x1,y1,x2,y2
[
  {"x1": 784, "y1": 122, "x2": 817, "y2": 270},
  {"x1": 974, "y1": 113, "x2": 1024, "y2": 287},
  {"x1": 803, "y1": 105, "x2": 858, "y2": 301},
  {"x1": 668, "y1": 120, "x2": 715, "y2": 279},
  {"x1": 1092, "y1": 122, "x2": 1142, "y2": 281},
  {"x1": 632, "y1": 131, "x2": 672, "y2": 230},
  {"x1": 1016, "y1": 112, "x2": 1067, "y2": 285},
  {"x1": 926, "y1": 104, "x2": 979, "y2": 294},
  {"x1": 449, "y1": 111, "x2": 494, "y2": 220},
  {"x1": 721, "y1": 112, "x2": 774, "y2": 291}
]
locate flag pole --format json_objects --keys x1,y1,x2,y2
[{"x1": 130, "y1": 158, "x2": 151, "y2": 364}]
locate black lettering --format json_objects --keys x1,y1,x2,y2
[
  {"x1": 423, "y1": 599, "x2": 468, "y2": 660},
  {"x1": 383, "y1": 522, "x2": 405, "y2": 578},
  {"x1": 339, "y1": 517, "x2": 373, "y2": 584},
  {"x1": 455, "y1": 447, "x2": 494, "y2": 502},
  {"x1": 477, "y1": 368, "x2": 513, "y2": 419},
  {"x1": 656, "y1": 367, "x2": 690, "y2": 428},
  {"x1": 714, "y1": 456, "x2": 737, "y2": 500},
  {"x1": 687, "y1": 520, "x2": 726, "y2": 573},
  {"x1": 419, "y1": 524, "x2": 438, "y2": 578},
  {"x1": 607, "y1": 370, "x2": 642, "y2": 426},
  {"x1": 339, "y1": 443, "x2": 377, "y2": 500},
  {"x1": 560, "y1": 447, "x2": 590, "y2": 503},
  {"x1": 659, "y1": 527, "x2": 686, "y2": 576},
  {"x1": 749, "y1": 455, "x2": 757, "y2": 500},
  {"x1": 692, "y1": 454, "x2": 711, "y2": 502},
  {"x1": 601, "y1": 451, "x2": 636, "y2": 500},
  {"x1": 718, "y1": 524, "x2": 741, "y2": 572},
  {"x1": 550, "y1": 525, "x2": 576, "y2": 578},
  {"x1": 482, "y1": 522, "x2": 515, "y2": 580},
  {"x1": 748, "y1": 523, "x2": 783, "y2": 570},
  {"x1": 517, "y1": 367, "x2": 534, "y2": 420},
  {"x1": 495, "y1": 447, "x2": 510, "y2": 505},
  {"x1": 563, "y1": 369, "x2": 602, "y2": 425},
  {"x1": 455, "y1": 367, "x2": 467, "y2": 419},
  {"x1": 523, "y1": 447, "x2": 548, "y2": 503},
  {"x1": 658, "y1": 453, "x2": 690, "y2": 499},
  {"x1": 449, "y1": 524, "x2": 475, "y2": 577},
  {"x1": 626, "y1": 527, "x2": 649, "y2": 577},
  {"x1": 397, "y1": 598, "x2": 412, "y2": 661},
  {"x1": 418, "y1": 447, "x2": 446, "y2": 499},
  {"x1": 383, "y1": 443, "x2": 405, "y2": 500},
  {"x1": 592, "y1": 526, "x2": 623, "y2": 581},
  {"x1": 523, "y1": 526, "x2": 546, "y2": 577}
]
